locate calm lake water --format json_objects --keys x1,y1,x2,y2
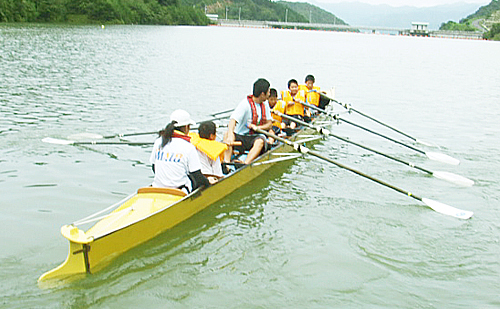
[{"x1": 1, "y1": 24, "x2": 499, "y2": 308}]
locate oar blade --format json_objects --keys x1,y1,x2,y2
[
  {"x1": 422, "y1": 198, "x2": 473, "y2": 219},
  {"x1": 425, "y1": 151, "x2": 460, "y2": 165},
  {"x1": 432, "y1": 171, "x2": 474, "y2": 187},
  {"x1": 42, "y1": 137, "x2": 74, "y2": 145}
]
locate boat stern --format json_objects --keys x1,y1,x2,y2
[{"x1": 38, "y1": 225, "x2": 93, "y2": 283}]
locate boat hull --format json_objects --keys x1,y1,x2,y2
[{"x1": 38, "y1": 121, "x2": 326, "y2": 284}]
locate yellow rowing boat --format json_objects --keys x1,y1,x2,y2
[{"x1": 38, "y1": 120, "x2": 326, "y2": 285}]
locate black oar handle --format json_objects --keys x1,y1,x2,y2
[
  {"x1": 254, "y1": 127, "x2": 424, "y2": 203},
  {"x1": 275, "y1": 111, "x2": 433, "y2": 175},
  {"x1": 209, "y1": 108, "x2": 234, "y2": 117},
  {"x1": 101, "y1": 114, "x2": 232, "y2": 139},
  {"x1": 349, "y1": 108, "x2": 417, "y2": 142},
  {"x1": 103, "y1": 131, "x2": 158, "y2": 139},
  {"x1": 299, "y1": 101, "x2": 425, "y2": 155},
  {"x1": 74, "y1": 141, "x2": 152, "y2": 146},
  {"x1": 335, "y1": 116, "x2": 426, "y2": 155},
  {"x1": 315, "y1": 91, "x2": 422, "y2": 143}
]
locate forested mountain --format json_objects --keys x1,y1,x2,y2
[
  {"x1": 0, "y1": 0, "x2": 209, "y2": 24},
  {"x1": 277, "y1": 1, "x2": 346, "y2": 25},
  {"x1": 0, "y1": 0, "x2": 313, "y2": 24},
  {"x1": 181, "y1": 0, "x2": 308, "y2": 23},
  {"x1": 464, "y1": 0, "x2": 500, "y2": 21},
  {"x1": 0, "y1": 0, "x2": 341, "y2": 26},
  {"x1": 439, "y1": 0, "x2": 500, "y2": 40}
]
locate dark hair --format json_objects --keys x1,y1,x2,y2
[
  {"x1": 198, "y1": 121, "x2": 216, "y2": 139},
  {"x1": 253, "y1": 78, "x2": 270, "y2": 97},
  {"x1": 269, "y1": 88, "x2": 278, "y2": 98},
  {"x1": 159, "y1": 121, "x2": 178, "y2": 147},
  {"x1": 305, "y1": 75, "x2": 315, "y2": 83},
  {"x1": 287, "y1": 79, "x2": 298, "y2": 89}
]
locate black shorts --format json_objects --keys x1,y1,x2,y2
[
  {"x1": 234, "y1": 133, "x2": 268, "y2": 153},
  {"x1": 271, "y1": 125, "x2": 281, "y2": 135},
  {"x1": 283, "y1": 114, "x2": 303, "y2": 126}
]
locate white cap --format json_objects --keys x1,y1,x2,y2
[{"x1": 170, "y1": 109, "x2": 196, "y2": 127}]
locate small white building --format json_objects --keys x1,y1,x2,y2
[
  {"x1": 410, "y1": 22, "x2": 429, "y2": 36},
  {"x1": 206, "y1": 14, "x2": 218, "y2": 22}
]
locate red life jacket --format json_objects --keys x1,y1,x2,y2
[
  {"x1": 248, "y1": 95, "x2": 267, "y2": 134},
  {"x1": 172, "y1": 131, "x2": 191, "y2": 142}
]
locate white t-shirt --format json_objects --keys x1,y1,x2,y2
[
  {"x1": 230, "y1": 97, "x2": 272, "y2": 135},
  {"x1": 197, "y1": 150, "x2": 223, "y2": 177},
  {"x1": 149, "y1": 137, "x2": 202, "y2": 191}
]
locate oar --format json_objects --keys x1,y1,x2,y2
[
  {"x1": 209, "y1": 108, "x2": 234, "y2": 117},
  {"x1": 42, "y1": 137, "x2": 152, "y2": 146},
  {"x1": 311, "y1": 90, "x2": 434, "y2": 146},
  {"x1": 67, "y1": 109, "x2": 235, "y2": 140},
  {"x1": 43, "y1": 136, "x2": 236, "y2": 147},
  {"x1": 254, "y1": 128, "x2": 473, "y2": 220},
  {"x1": 301, "y1": 101, "x2": 460, "y2": 166},
  {"x1": 274, "y1": 111, "x2": 474, "y2": 187}
]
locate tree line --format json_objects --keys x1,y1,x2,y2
[
  {"x1": 439, "y1": 0, "x2": 500, "y2": 40},
  {"x1": 0, "y1": 0, "x2": 209, "y2": 25},
  {"x1": 483, "y1": 22, "x2": 500, "y2": 40},
  {"x1": 0, "y1": 0, "x2": 313, "y2": 25}
]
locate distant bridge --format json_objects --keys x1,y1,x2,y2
[{"x1": 217, "y1": 19, "x2": 483, "y2": 40}]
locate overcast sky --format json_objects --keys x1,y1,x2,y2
[{"x1": 314, "y1": 0, "x2": 490, "y2": 7}]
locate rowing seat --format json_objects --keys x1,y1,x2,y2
[{"x1": 137, "y1": 187, "x2": 187, "y2": 197}]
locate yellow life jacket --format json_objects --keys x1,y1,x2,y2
[
  {"x1": 188, "y1": 132, "x2": 228, "y2": 161},
  {"x1": 271, "y1": 100, "x2": 287, "y2": 127},
  {"x1": 281, "y1": 89, "x2": 306, "y2": 116},
  {"x1": 299, "y1": 85, "x2": 321, "y2": 107}
]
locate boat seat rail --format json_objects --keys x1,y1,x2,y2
[{"x1": 137, "y1": 187, "x2": 187, "y2": 196}]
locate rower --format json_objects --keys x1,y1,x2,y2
[
  {"x1": 190, "y1": 121, "x2": 226, "y2": 184},
  {"x1": 268, "y1": 88, "x2": 286, "y2": 136},
  {"x1": 299, "y1": 74, "x2": 330, "y2": 111},
  {"x1": 149, "y1": 109, "x2": 209, "y2": 193},
  {"x1": 223, "y1": 78, "x2": 273, "y2": 165},
  {"x1": 282, "y1": 79, "x2": 308, "y2": 130}
]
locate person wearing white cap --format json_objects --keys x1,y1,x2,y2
[{"x1": 149, "y1": 109, "x2": 209, "y2": 193}]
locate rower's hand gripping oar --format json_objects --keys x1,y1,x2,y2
[
  {"x1": 300, "y1": 100, "x2": 460, "y2": 166},
  {"x1": 310, "y1": 89, "x2": 434, "y2": 147},
  {"x1": 274, "y1": 111, "x2": 474, "y2": 187},
  {"x1": 254, "y1": 128, "x2": 473, "y2": 220}
]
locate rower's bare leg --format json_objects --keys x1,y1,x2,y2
[
  {"x1": 245, "y1": 138, "x2": 264, "y2": 164},
  {"x1": 224, "y1": 146, "x2": 233, "y2": 163},
  {"x1": 223, "y1": 131, "x2": 233, "y2": 163}
]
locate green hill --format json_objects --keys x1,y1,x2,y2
[
  {"x1": 464, "y1": 0, "x2": 500, "y2": 20},
  {"x1": 181, "y1": 0, "x2": 308, "y2": 23},
  {"x1": 277, "y1": 1, "x2": 347, "y2": 25},
  {"x1": 0, "y1": 0, "x2": 335, "y2": 25},
  {"x1": 439, "y1": 0, "x2": 500, "y2": 40},
  {"x1": 0, "y1": 0, "x2": 210, "y2": 25}
]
